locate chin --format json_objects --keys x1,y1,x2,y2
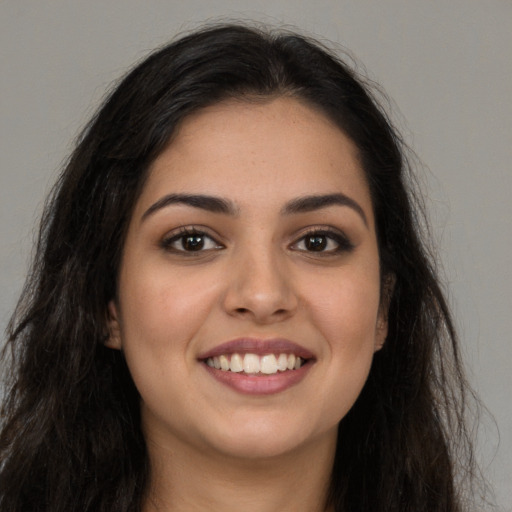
[
  {"x1": 214, "y1": 437, "x2": 307, "y2": 461},
  {"x1": 205, "y1": 415, "x2": 335, "y2": 461}
]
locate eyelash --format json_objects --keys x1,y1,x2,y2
[
  {"x1": 290, "y1": 227, "x2": 354, "y2": 255},
  {"x1": 160, "y1": 226, "x2": 354, "y2": 256},
  {"x1": 160, "y1": 227, "x2": 223, "y2": 254}
]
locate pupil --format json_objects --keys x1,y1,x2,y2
[
  {"x1": 306, "y1": 235, "x2": 327, "y2": 251},
  {"x1": 183, "y1": 235, "x2": 204, "y2": 251}
]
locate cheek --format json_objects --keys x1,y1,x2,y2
[
  {"x1": 116, "y1": 267, "x2": 224, "y2": 429},
  {"x1": 306, "y1": 264, "x2": 381, "y2": 347},
  {"x1": 117, "y1": 264, "x2": 221, "y2": 380},
  {"x1": 302, "y1": 265, "x2": 381, "y2": 419},
  {"x1": 121, "y1": 261, "x2": 218, "y2": 334}
]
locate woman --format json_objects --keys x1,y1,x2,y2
[{"x1": 0, "y1": 24, "x2": 478, "y2": 511}]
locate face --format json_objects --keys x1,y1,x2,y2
[{"x1": 107, "y1": 97, "x2": 388, "y2": 460}]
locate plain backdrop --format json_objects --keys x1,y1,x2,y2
[{"x1": 1, "y1": 1, "x2": 510, "y2": 508}]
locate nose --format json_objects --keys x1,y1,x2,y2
[{"x1": 222, "y1": 247, "x2": 298, "y2": 324}]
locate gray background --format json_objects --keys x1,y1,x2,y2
[{"x1": 1, "y1": 1, "x2": 510, "y2": 508}]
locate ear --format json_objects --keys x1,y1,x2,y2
[
  {"x1": 105, "y1": 300, "x2": 122, "y2": 350},
  {"x1": 374, "y1": 273, "x2": 395, "y2": 352}
]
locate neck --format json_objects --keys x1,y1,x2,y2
[{"x1": 143, "y1": 429, "x2": 337, "y2": 512}]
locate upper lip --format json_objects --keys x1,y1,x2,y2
[{"x1": 197, "y1": 338, "x2": 315, "y2": 360}]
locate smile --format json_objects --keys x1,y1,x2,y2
[
  {"x1": 205, "y1": 353, "x2": 305, "y2": 374},
  {"x1": 199, "y1": 338, "x2": 314, "y2": 395}
]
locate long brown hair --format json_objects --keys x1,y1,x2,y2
[{"x1": 1, "y1": 24, "x2": 479, "y2": 511}]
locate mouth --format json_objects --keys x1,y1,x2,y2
[
  {"x1": 204, "y1": 352, "x2": 307, "y2": 375},
  {"x1": 198, "y1": 338, "x2": 315, "y2": 394}
]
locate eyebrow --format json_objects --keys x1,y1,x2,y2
[
  {"x1": 141, "y1": 192, "x2": 367, "y2": 226},
  {"x1": 282, "y1": 193, "x2": 368, "y2": 226},
  {"x1": 141, "y1": 193, "x2": 239, "y2": 221}
]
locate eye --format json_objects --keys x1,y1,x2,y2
[
  {"x1": 291, "y1": 229, "x2": 354, "y2": 254},
  {"x1": 161, "y1": 228, "x2": 223, "y2": 253}
]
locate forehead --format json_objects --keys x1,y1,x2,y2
[{"x1": 137, "y1": 97, "x2": 373, "y2": 223}]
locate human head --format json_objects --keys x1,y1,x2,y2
[
  {"x1": 43, "y1": 23, "x2": 410, "y2": 335},
  {"x1": 2, "y1": 23, "x2": 463, "y2": 511}
]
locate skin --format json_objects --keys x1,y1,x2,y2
[{"x1": 107, "y1": 97, "x2": 389, "y2": 511}]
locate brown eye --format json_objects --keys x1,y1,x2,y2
[
  {"x1": 304, "y1": 235, "x2": 328, "y2": 251},
  {"x1": 182, "y1": 234, "x2": 205, "y2": 251},
  {"x1": 291, "y1": 229, "x2": 354, "y2": 255},
  {"x1": 161, "y1": 229, "x2": 222, "y2": 253}
]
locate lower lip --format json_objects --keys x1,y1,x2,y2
[{"x1": 202, "y1": 361, "x2": 313, "y2": 395}]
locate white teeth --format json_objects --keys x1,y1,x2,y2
[
  {"x1": 205, "y1": 353, "x2": 306, "y2": 373},
  {"x1": 260, "y1": 354, "x2": 278, "y2": 374},
  {"x1": 219, "y1": 355, "x2": 230, "y2": 371},
  {"x1": 277, "y1": 353, "x2": 288, "y2": 372},
  {"x1": 230, "y1": 353, "x2": 243, "y2": 373},
  {"x1": 243, "y1": 353, "x2": 261, "y2": 374}
]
